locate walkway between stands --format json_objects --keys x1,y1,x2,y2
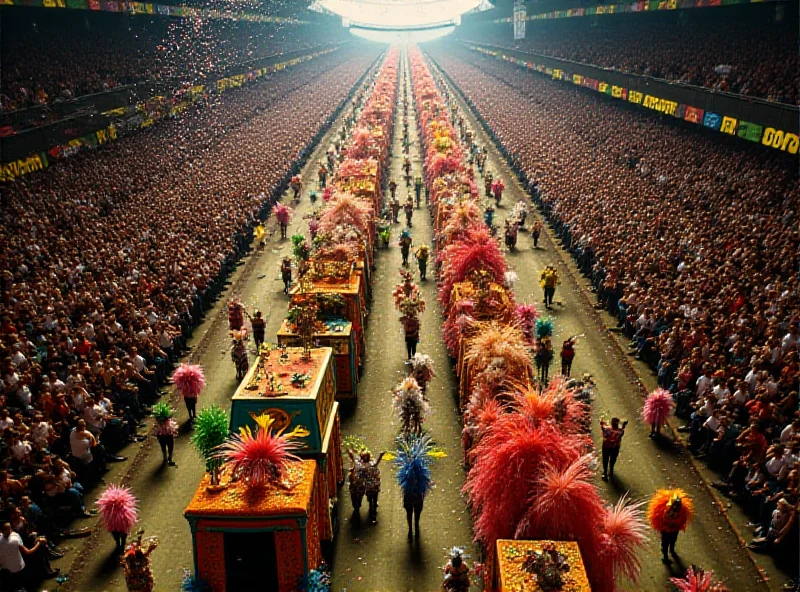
[{"x1": 330, "y1": 48, "x2": 478, "y2": 592}]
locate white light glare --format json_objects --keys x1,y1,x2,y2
[
  {"x1": 320, "y1": 0, "x2": 481, "y2": 28},
  {"x1": 350, "y1": 25, "x2": 455, "y2": 43}
]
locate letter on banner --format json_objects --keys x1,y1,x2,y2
[
  {"x1": 762, "y1": 128, "x2": 800, "y2": 154},
  {"x1": 719, "y1": 116, "x2": 737, "y2": 135},
  {"x1": 737, "y1": 121, "x2": 763, "y2": 143},
  {"x1": 628, "y1": 91, "x2": 643, "y2": 105},
  {"x1": 702, "y1": 112, "x2": 722, "y2": 131},
  {"x1": 684, "y1": 106, "x2": 704, "y2": 124}
]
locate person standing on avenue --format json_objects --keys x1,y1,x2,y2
[{"x1": 600, "y1": 417, "x2": 627, "y2": 481}]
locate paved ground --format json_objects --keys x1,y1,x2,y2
[
  {"x1": 425, "y1": 50, "x2": 775, "y2": 591},
  {"x1": 329, "y1": 50, "x2": 479, "y2": 592}
]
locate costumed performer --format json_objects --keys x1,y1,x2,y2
[
  {"x1": 600, "y1": 416, "x2": 627, "y2": 481},
  {"x1": 231, "y1": 331, "x2": 249, "y2": 381},
  {"x1": 120, "y1": 530, "x2": 158, "y2": 592},
  {"x1": 404, "y1": 197, "x2": 414, "y2": 228},
  {"x1": 560, "y1": 335, "x2": 578, "y2": 377},
  {"x1": 281, "y1": 257, "x2": 293, "y2": 295},
  {"x1": 393, "y1": 377, "x2": 430, "y2": 436},
  {"x1": 442, "y1": 547, "x2": 471, "y2": 592},
  {"x1": 96, "y1": 484, "x2": 138, "y2": 552},
  {"x1": 540, "y1": 265, "x2": 559, "y2": 309},
  {"x1": 347, "y1": 449, "x2": 385, "y2": 522},
  {"x1": 394, "y1": 432, "x2": 436, "y2": 541},
  {"x1": 535, "y1": 336, "x2": 553, "y2": 383},
  {"x1": 227, "y1": 299, "x2": 244, "y2": 332},
  {"x1": 414, "y1": 244, "x2": 429, "y2": 281},
  {"x1": 171, "y1": 363, "x2": 205, "y2": 423},
  {"x1": 410, "y1": 352, "x2": 436, "y2": 394},
  {"x1": 399, "y1": 230, "x2": 413, "y2": 267},
  {"x1": 491, "y1": 178, "x2": 504, "y2": 206},
  {"x1": 648, "y1": 489, "x2": 694, "y2": 564},
  {"x1": 273, "y1": 204, "x2": 292, "y2": 239},
  {"x1": 152, "y1": 402, "x2": 178, "y2": 467},
  {"x1": 643, "y1": 388, "x2": 675, "y2": 439}
]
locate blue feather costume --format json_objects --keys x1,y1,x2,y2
[{"x1": 394, "y1": 432, "x2": 434, "y2": 507}]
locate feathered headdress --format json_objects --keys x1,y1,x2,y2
[
  {"x1": 152, "y1": 401, "x2": 173, "y2": 423},
  {"x1": 172, "y1": 364, "x2": 205, "y2": 399},
  {"x1": 647, "y1": 489, "x2": 694, "y2": 532},
  {"x1": 410, "y1": 353, "x2": 436, "y2": 382},
  {"x1": 392, "y1": 377, "x2": 430, "y2": 434},
  {"x1": 535, "y1": 317, "x2": 553, "y2": 339},
  {"x1": 273, "y1": 203, "x2": 293, "y2": 226},
  {"x1": 515, "y1": 303, "x2": 539, "y2": 345},
  {"x1": 642, "y1": 388, "x2": 674, "y2": 427},
  {"x1": 393, "y1": 432, "x2": 436, "y2": 502},
  {"x1": 96, "y1": 485, "x2": 138, "y2": 534}
]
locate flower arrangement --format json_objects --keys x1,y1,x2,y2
[
  {"x1": 522, "y1": 544, "x2": 571, "y2": 591},
  {"x1": 291, "y1": 373, "x2": 311, "y2": 388}
]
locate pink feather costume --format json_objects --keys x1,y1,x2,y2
[
  {"x1": 642, "y1": 388, "x2": 674, "y2": 436},
  {"x1": 96, "y1": 484, "x2": 138, "y2": 534}
]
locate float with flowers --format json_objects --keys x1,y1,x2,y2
[
  {"x1": 277, "y1": 49, "x2": 399, "y2": 401},
  {"x1": 409, "y1": 46, "x2": 647, "y2": 592},
  {"x1": 184, "y1": 50, "x2": 400, "y2": 592}
]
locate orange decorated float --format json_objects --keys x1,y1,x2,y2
[
  {"x1": 229, "y1": 346, "x2": 343, "y2": 541},
  {"x1": 184, "y1": 459, "x2": 324, "y2": 592},
  {"x1": 495, "y1": 540, "x2": 590, "y2": 592}
]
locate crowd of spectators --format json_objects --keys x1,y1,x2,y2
[
  {"x1": 430, "y1": 45, "x2": 800, "y2": 563},
  {"x1": 0, "y1": 7, "x2": 347, "y2": 112},
  {"x1": 460, "y1": 3, "x2": 798, "y2": 104},
  {"x1": 0, "y1": 46, "x2": 377, "y2": 590}
]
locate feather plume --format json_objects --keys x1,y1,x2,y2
[
  {"x1": 535, "y1": 317, "x2": 553, "y2": 339},
  {"x1": 215, "y1": 423, "x2": 305, "y2": 487},
  {"x1": 439, "y1": 231, "x2": 507, "y2": 307},
  {"x1": 670, "y1": 567, "x2": 730, "y2": 592},
  {"x1": 190, "y1": 405, "x2": 229, "y2": 473},
  {"x1": 96, "y1": 485, "x2": 138, "y2": 534},
  {"x1": 392, "y1": 377, "x2": 430, "y2": 435},
  {"x1": 172, "y1": 364, "x2": 205, "y2": 399},
  {"x1": 273, "y1": 203, "x2": 293, "y2": 226},
  {"x1": 515, "y1": 455, "x2": 610, "y2": 591},
  {"x1": 442, "y1": 299, "x2": 475, "y2": 357},
  {"x1": 152, "y1": 401, "x2": 173, "y2": 423},
  {"x1": 464, "y1": 417, "x2": 584, "y2": 551},
  {"x1": 393, "y1": 432, "x2": 436, "y2": 503},
  {"x1": 515, "y1": 303, "x2": 539, "y2": 344},
  {"x1": 601, "y1": 494, "x2": 648, "y2": 584},
  {"x1": 463, "y1": 322, "x2": 532, "y2": 387},
  {"x1": 318, "y1": 192, "x2": 372, "y2": 237},
  {"x1": 642, "y1": 388, "x2": 674, "y2": 426},
  {"x1": 647, "y1": 488, "x2": 694, "y2": 532}
]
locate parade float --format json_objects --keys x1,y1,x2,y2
[
  {"x1": 409, "y1": 47, "x2": 647, "y2": 592},
  {"x1": 229, "y1": 345, "x2": 342, "y2": 541},
  {"x1": 288, "y1": 262, "x2": 366, "y2": 375},
  {"x1": 185, "y1": 435, "x2": 327, "y2": 591},
  {"x1": 278, "y1": 48, "x2": 399, "y2": 403}
]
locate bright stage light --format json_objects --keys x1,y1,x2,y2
[
  {"x1": 349, "y1": 25, "x2": 456, "y2": 43},
  {"x1": 320, "y1": 0, "x2": 481, "y2": 28}
]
